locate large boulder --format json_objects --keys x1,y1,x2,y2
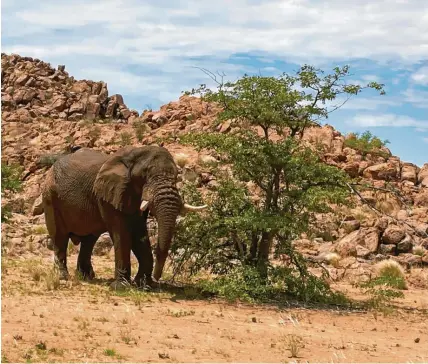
[
  {"x1": 418, "y1": 164, "x2": 428, "y2": 187},
  {"x1": 382, "y1": 225, "x2": 406, "y2": 245},
  {"x1": 401, "y1": 162, "x2": 419, "y2": 184},
  {"x1": 335, "y1": 228, "x2": 380, "y2": 257},
  {"x1": 363, "y1": 163, "x2": 399, "y2": 181}
]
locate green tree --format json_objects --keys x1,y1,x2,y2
[{"x1": 171, "y1": 65, "x2": 385, "y2": 302}]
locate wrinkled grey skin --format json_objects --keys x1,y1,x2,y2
[{"x1": 36, "y1": 146, "x2": 206, "y2": 290}]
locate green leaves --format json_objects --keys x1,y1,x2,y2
[
  {"x1": 1, "y1": 163, "x2": 23, "y2": 194},
  {"x1": 344, "y1": 130, "x2": 390, "y2": 158},
  {"x1": 1, "y1": 163, "x2": 23, "y2": 222}
]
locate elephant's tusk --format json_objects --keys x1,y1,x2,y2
[
  {"x1": 182, "y1": 203, "x2": 208, "y2": 212},
  {"x1": 140, "y1": 200, "x2": 150, "y2": 211}
]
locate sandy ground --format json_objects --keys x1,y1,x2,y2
[{"x1": 2, "y1": 252, "x2": 428, "y2": 363}]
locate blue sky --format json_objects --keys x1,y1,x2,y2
[{"x1": 2, "y1": 0, "x2": 428, "y2": 166}]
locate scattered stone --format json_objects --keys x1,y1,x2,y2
[
  {"x1": 382, "y1": 225, "x2": 406, "y2": 245},
  {"x1": 379, "y1": 244, "x2": 396, "y2": 255},
  {"x1": 92, "y1": 233, "x2": 113, "y2": 256},
  {"x1": 396, "y1": 234, "x2": 414, "y2": 254}
]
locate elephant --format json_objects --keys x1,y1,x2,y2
[{"x1": 34, "y1": 145, "x2": 207, "y2": 290}]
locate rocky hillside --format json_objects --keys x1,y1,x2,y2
[{"x1": 2, "y1": 53, "x2": 427, "y2": 270}]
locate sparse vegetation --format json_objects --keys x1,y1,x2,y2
[
  {"x1": 285, "y1": 334, "x2": 304, "y2": 358},
  {"x1": 1, "y1": 163, "x2": 23, "y2": 222},
  {"x1": 119, "y1": 131, "x2": 132, "y2": 146},
  {"x1": 344, "y1": 130, "x2": 390, "y2": 159},
  {"x1": 44, "y1": 267, "x2": 61, "y2": 291},
  {"x1": 413, "y1": 245, "x2": 426, "y2": 257},
  {"x1": 374, "y1": 260, "x2": 407, "y2": 290},
  {"x1": 174, "y1": 153, "x2": 190, "y2": 168},
  {"x1": 104, "y1": 349, "x2": 117, "y2": 357},
  {"x1": 356, "y1": 260, "x2": 406, "y2": 309},
  {"x1": 32, "y1": 225, "x2": 48, "y2": 235},
  {"x1": 37, "y1": 153, "x2": 61, "y2": 168},
  {"x1": 166, "y1": 308, "x2": 196, "y2": 317},
  {"x1": 132, "y1": 119, "x2": 150, "y2": 142},
  {"x1": 88, "y1": 125, "x2": 101, "y2": 141},
  {"x1": 324, "y1": 252, "x2": 341, "y2": 268}
]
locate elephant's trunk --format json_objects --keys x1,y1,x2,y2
[{"x1": 150, "y1": 184, "x2": 182, "y2": 282}]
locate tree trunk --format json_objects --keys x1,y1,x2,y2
[{"x1": 257, "y1": 231, "x2": 273, "y2": 279}]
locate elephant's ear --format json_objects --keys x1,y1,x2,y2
[{"x1": 93, "y1": 147, "x2": 135, "y2": 211}]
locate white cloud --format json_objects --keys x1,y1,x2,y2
[
  {"x1": 2, "y1": 0, "x2": 428, "y2": 116},
  {"x1": 402, "y1": 88, "x2": 428, "y2": 109},
  {"x1": 2, "y1": 0, "x2": 428, "y2": 66},
  {"x1": 347, "y1": 114, "x2": 428, "y2": 129},
  {"x1": 361, "y1": 74, "x2": 381, "y2": 82},
  {"x1": 411, "y1": 66, "x2": 428, "y2": 85},
  {"x1": 423, "y1": 137, "x2": 428, "y2": 143},
  {"x1": 337, "y1": 97, "x2": 400, "y2": 111}
]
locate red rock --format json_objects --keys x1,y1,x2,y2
[
  {"x1": 363, "y1": 163, "x2": 398, "y2": 181},
  {"x1": 382, "y1": 225, "x2": 406, "y2": 244}
]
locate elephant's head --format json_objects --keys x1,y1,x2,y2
[{"x1": 93, "y1": 145, "x2": 207, "y2": 281}]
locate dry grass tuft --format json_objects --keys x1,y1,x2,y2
[
  {"x1": 413, "y1": 245, "x2": 426, "y2": 257},
  {"x1": 374, "y1": 259, "x2": 407, "y2": 290},
  {"x1": 285, "y1": 334, "x2": 304, "y2": 358},
  {"x1": 323, "y1": 252, "x2": 341, "y2": 268},
  {"x1": 174, "y1": 153, "x2": 190, "y2": 168}
]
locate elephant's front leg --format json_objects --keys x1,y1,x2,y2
[
  {"x1": 131, "y1": 213, "x2": 154, "y2": 288},
  {"x1": 132, "y1": 234, "x2": 154, "y2": 289}
]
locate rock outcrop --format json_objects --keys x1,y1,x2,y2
[{"x1": 1, "y1": 52, "x2": 427, "y2": 268}]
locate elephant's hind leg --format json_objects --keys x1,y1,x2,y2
[
  {"x1": 76, "y1": 234, "x2": 98, "y2": 280},
  {"x1": 53, "y1": 235, "x2": 70, "y2": 280},
  {"x1": 130, "y1": 212, "x2": 154, "y2": 288},
  {"x1": 44, "y1": 199, "x2": 70, "y2": 280}
]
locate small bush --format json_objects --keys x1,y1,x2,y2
[
  {"x1": 323, "y1": 252, "x2": 341, "y2": 268},
  {"x1": 195, "y1": 265, "x2": 349, "y2": 305},
  {"x1": 285, "y1": 334, "x2": 304, "y2": 358},
  {"x1": 1, "y1": 163, "x2": 23, "y2": 222},
  {"x1": 174, "y1": 153, "x2": 190, "y2": 168},
  {"x1": 344, "y1": 130, "x2": 390, "y2": 159},
  {"x1": 104, "y1": 349, "x2": 117, "y2": 357},
  {"x1": 356, "y1": 260, "x2": 406, "y2": 309},
  {"x1": 413, "y1": 245, "x2": 426, "y2": 257},
  {"x1": 88, "y1": 125, "x2": 101, "y2": 141},
  {"x1": 37, "y1": 153, "x2": 60, "y2": 168},
  {"x1": 44, "y1": 267, "x2": 61, "y2": 291},
  {"x1": 132, "y1": 120, "x2": 150, "y2": 142},
  {"x1": 119, "y1": 131, "x2": 132, "y2": 146},
  {"x1": 32, "y1": 225, "x2": 48, "y2": 235},
  {"x1": 1, "y1": 163, "x2": 23, "y2": 193},
  {"x1": 374, "y1": 259, "x2": 407, "y2": 289}
]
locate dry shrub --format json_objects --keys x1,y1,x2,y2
[
  {"x1": 174, "y1": 153, "x2": 190, "y2": 168},
  {"x1": 374, "y1": 259, "x2": 407, "y2": 290},
  {"x1": 323, "y1": 252, "x2": 341, "y2": 268}
]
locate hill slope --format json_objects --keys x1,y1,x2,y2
[{"x1": 2, "y1": 52, "x2": 427, "y2": 266}]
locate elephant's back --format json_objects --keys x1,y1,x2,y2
[{"x1": 52, "y1": 148, "x2": 107, "y2": 203}]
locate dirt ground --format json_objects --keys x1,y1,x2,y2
[{"x1": 2, "y1": 251, "x2": 428, "y2": 363}]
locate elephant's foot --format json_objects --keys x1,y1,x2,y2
[
  {"x1": 58, "y1": 268, "x2": 69, "y2": 281},
  {"x1": 54, "y1": 258, "x2": 69, "y2": 280},
  {"x1": 76, "y1": 265, "x2": 96, "y2": 281},
  {"x1": 134, "y1": 274, "x2": 156, "y2": 290}
]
